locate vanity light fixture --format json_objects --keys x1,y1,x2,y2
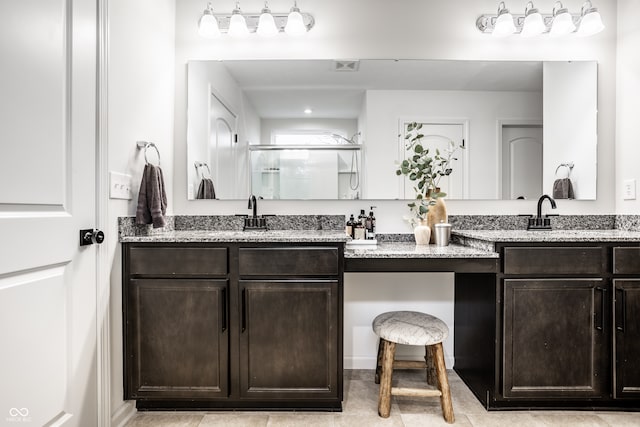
[
  {"x1": 197, "y1": 3, "x2": 221, "y2": 39},
  {"x1": 476, "y1": 0, "x2": 604, "y2": 38},
  {"x1": 576, "y1": 0, "x2": 605, "y2": 37},
  {"x1": 492, "y1": 2, "x2": 516, "y2": 37},
  {"x1": 228, "y1": 2, "x2": 250, "y2": 37},
  {"x1": 520, "y1": 2, "x2": 545, "y2": 38},
  {"x1": 257, "y1": 2, "x2": 278, "y2": 37},
  {"x1": 549, "y1": 1, "x2": 576, "y2": 37},
  {"x1": 284, "y1": 1, "x2": 307, "y2": 36},
  {"x1": 196, "y1": 1, "x2": 315, "y2": 38}
]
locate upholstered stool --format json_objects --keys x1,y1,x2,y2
[{"x1": 372, "y1": 311, "x2": 454, "y2": 423}]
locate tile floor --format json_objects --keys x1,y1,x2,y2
[{"x1": 125, "y1": 370, "x2": 640, "y2": 427}]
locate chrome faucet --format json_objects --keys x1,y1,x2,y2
[
  {"x1": 527, "y1": 194, "x2": 557, "y2": 230},
  {"x1": 248, "y1": 195, "x2": 257, "y2": 218}
]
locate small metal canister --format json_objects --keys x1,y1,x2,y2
[{"x1": 434, "y1": 222, "x2": 452, "y2": 247}]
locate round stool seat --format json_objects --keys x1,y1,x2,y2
[{"x1": 372, "y1": 311, "x2": 449, "y2": 346}]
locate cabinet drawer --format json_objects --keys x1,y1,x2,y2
[
  {"x1": 503, "y1": 246, "x2": 603, "y2": 275},
  {"x1": 613, "y1": 247, "x2": 640, "y2": 274},
  {"x1": 239, "y1": 247, "x2": 339, "y2": 276},
  {"x1": 129, "y1": 247, "x2": 228, "y2": 276}
]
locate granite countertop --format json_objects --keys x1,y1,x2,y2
[
  {"x1": 344, "y1": 242, "x2": 499, "y2": 259},
  {"x1": 119, "y1": 229, "x2": 350, "y2": 243},
  {"x1": 454, "y1": 229, "x2": 640, "y2": 243}
]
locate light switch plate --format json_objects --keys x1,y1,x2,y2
[
  {"x1": 110, "y1": 171, "x2": 133, "y2": 200},
  {"x1": 623, "y1": 179, "x2": 636, "y2": 200}
]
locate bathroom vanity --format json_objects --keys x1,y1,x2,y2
[
  {"x1": 453, "y1": 230, "x2": 640, "y2": 410},
  {"x1": 121, "y1": 231, "x2": 346, "y2": 410},
  {"x1": 120, "y1": 219, "x2": 640, "y2": 412}
]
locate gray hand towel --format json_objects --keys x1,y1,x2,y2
[
  {"x1": 552, "y1": 178, "x2": 575, "y2": 199},
  {"x1": 136, "y1": 164, "x2": 168, "y2": 228},
  {"x1": 196, "y1": 178, "x2": 216, "y2": 199}
]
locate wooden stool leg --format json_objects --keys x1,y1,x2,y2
[
  {"x1": 433, "y1": 342, "x2": 454, "y2": 424},
  {"x1": 425, "y1": 345, "x2": 437, "y2": 386},
  {"x1": 375, "y1": 338, "x2": 384, "y2": 384},
  {"x1": 378, "y1": 339, "x2": 396, "y2": 418}
]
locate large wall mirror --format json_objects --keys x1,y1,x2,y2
[{"x1": 187, "y1": 59, "x2": 597, "y2": 201}]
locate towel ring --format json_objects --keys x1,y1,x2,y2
[
  {"x1": 555, "y1": 162, "x2": 574, "y2": 178},
  {"x1": 194, "y1": 161, "x2": 211, "y2": 179},
  {"x1": 136, "y1": 141, "x2": 161, "y2": 166}
]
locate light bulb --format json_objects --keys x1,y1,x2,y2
[
  {"x1": 549, "y1": 2, "x2": 576, "y2": 37},
  {"x1": 197, "y1": 3, "x2": 220, "y2": 39},
  {"x1": 285, "y1": 2, "x2": 307, "y2": 35},
  {"x1": 228, "y1": 3, "x2": 249, "y2": 37},
  {"x1": 577, "y1": 2, "x2": 604, "y2": 36},
  {"x1": 492, "y1": 2, "x2": 516, "y2": 37},
  {"x1": 257, "y1": 4, "x2": 278, "y2": 37},
  {"x1": 521, "y1": 3, "x2": 545, "y2": 38}
]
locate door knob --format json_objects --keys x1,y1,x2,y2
[{"x1": 80, "y1": 229, "x2": 105, "y2": 246}]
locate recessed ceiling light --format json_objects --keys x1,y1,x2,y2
[{"x1": 304, "y1": 108, "x2": 312, "y2": 114}]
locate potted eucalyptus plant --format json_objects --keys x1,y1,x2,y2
[{"x1": 396, "y1": 122, "x2": 462, "y2": 244}]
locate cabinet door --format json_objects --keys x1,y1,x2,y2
[
  {"x1": 126, "y1": 279, "x2": 229, "y2": 399},
  {"x1": 503, "y1": 279, "x2": 608, "y2": 399},
  {"x1": 614, "y1": 280, "x2": 640, "y2": 398},
  {"x1": 238, "y1": 280, "x2": 340, "y2": 399}
]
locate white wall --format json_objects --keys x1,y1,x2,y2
[
  {"x1": 107, "y1": 0, "x2": 175, "y2": 423},
  {"x1": 170, "y1": 0, "x2": 618, "y2": 369},
  {"x1": 616, "y1": 0, "x2": 640, "y2": 213}
]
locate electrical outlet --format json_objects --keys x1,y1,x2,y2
[
  {"x1": 110, "y1": 171, "x2": 133, "y2": 200},
  {"x1": 623, "y1": 179, "x2": 636, "y2": 200}
]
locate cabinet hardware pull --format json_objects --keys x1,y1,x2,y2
[
  {"x1": 242, "y1": 288, "x2": 247, "y2": 332},
  {"x1": 221, "y1": 288, "x2": 227, "y2": 332},
  {"x1": 595, "y1": 287, "x2": 606, "y2": 331},
  {"x1": 616, "y1": 288, "x2": 626, "y2": 332}
]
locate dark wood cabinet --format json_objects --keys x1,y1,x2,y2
[
  {"x1": 123, "y1": 242, "x2": 343, "y2": 410},
  {"x1": 126, "y1": 279, "x2": 229, "y2": 399},
  {"x1": 455, "y1": 241, "x2": 640, "y2": 410},
  {"x1": 614, "y1": 279, "x2": 640, "y2": 398},
  {"x1": 503, "y1": 279, "x2": 607, "y2": 399},
  {"x1": 239, "y1": 280, "x2": 340, "y2": 400}
]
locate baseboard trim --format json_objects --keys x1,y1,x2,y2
[{"x1": 111, "y1": 401, "x2": 136, "y2": 427}]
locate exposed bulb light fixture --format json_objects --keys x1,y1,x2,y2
[
  {"x1": 520, "y1": 2, "x2": 545, "y2": 37},
  {"x1": 549, "y1": 1, "x2": 576, "y2": 37},
  {"x1": 304, "y1": 108, "x2": 312, "y2": 114},
  {"x1": 285, "y1": 1, "x2": 307, "y2": 35},
  {"x1": 228, "y1": 2, "x2": 249, "y2": 37},
  {"x1": 257, "y1": 2, "x2": 278, "y2": 37},
  {"x1": 196, "y1": 1, "x2": 315, "y2": 38},
  {"x1": 492, "y1": 2, "x2": 516, "y2": 37},
  {"x1": 197, "y1": 2, "x2": 220, "y2": 38},
  {"x1": 576, "y1": 0, "x2": 604, "y2": 36}
]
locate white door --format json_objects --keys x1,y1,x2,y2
[
  {"x1": 209, "y1": 93, "x2": 238, "y2": 199},
  {"x1": 501, "y1": 125, "x2": 543, "y2": 200},
  {"x1": 400, "y1": 122, "x2": 465, "y2": 199},
  {"x1": 0, "y1": 1, "x2": 98, "y2": 426}
]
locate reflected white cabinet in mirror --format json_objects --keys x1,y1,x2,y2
[{"x1": 186, "y1": 59, "x2": 597, "y2": 201}]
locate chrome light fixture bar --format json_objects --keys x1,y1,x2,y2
[
  {"x1": 477, "y1": 1, "x2": 604, "y2": 37},
  {"x1": 197, "y1": 1, "x2": 315, "y2": 38}
]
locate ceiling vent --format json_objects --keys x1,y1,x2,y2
[{"x1": 333, "y1": 60, "x2": 360, "y2": 72}]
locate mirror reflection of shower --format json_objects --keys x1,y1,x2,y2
[
  {"x1": 330, "y1": 132, "x2": 361, "y2": 195},
  {"x1": 249, "y1": 130, "x2": 363, "y2": 200}
]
